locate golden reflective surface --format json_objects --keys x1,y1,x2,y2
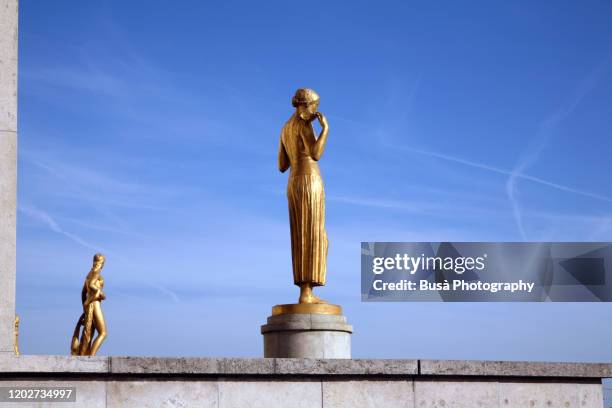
[
  {"x1": 272, "y1": 303, "x2": 342, "y2": 316},
  {"x1": 70, "y1": 253, "x2": 107, "y2": 356},
  {"x1": 13, "y1": 315, "x2": 19, "y2": 356},
  {"x1": 279, "y1": 89, "x2": 331, "y2": 305}
]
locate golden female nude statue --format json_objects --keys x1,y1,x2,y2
[
  {"x1": 13, "y1": 315, "x2": 19, "y2": 356},
  {"x1": 70, "y1": 253, "x2": 107, "y2": 356},
  {"x1": 278, "y1": 88, "x2": 331, "y2": 305}
]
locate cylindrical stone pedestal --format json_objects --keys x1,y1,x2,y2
[{"x1": 261, "y1": 313, "x2": 353, "y2": 358}]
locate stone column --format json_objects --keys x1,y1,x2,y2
[{"x1": 0, "y1": 0, "x2": 18, "y2": 354}]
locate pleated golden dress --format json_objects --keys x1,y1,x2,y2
[{"x1": 280, "y1": 115, "x2": 328, "y2": 286}]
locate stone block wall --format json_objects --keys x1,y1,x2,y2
[{"x1": 0, "y1": 356, "x2": 608, "y2": 407}]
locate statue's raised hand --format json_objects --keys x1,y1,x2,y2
[{"x1": 315, "y1": 112, "x2": 328, "y2": 130}]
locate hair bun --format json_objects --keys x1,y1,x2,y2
[{"x1": 292, "y1": 88, "x2": 320, "y2": 107}]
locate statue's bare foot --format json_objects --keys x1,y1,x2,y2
[
  {"x1": 312, "y1": 295, "x2": 328, "y2": 304},
  {"x1": 298, "y1": 284, "x2": 329, "y2": 304},
  {"x1": 299, "y1": 294, "x2": 328, "y2": 304}
]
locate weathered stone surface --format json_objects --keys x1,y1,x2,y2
[
  {"x1": 497, "y1": 381, "x2": 603, "y2": 407},
  {"x1": 0, "y1": 0, "x2": 17, "y2": 132},
  {"x1": 262, "y1": 313, "x2": 352, "y2": 358},
  {"x1": 0, "y1": 130, "x2": 16, "y2": 355},
  {"x1": 110, "y1": 356, "x2": 219, "y2": 374},
  {"x1": 0, "y1": 356, "x2": 607, "y2": 406},
  {"x1": 218, "y1": 357, "x2": 275, "y2": 375},
  {"x1": 414, "y1": 379, "x2": 499, "y2": 408},
  {"x1": 0, "y1": 355, "x2": 108, "y2": 373},
  {"x1": 0, "y1": 0, "x2": 17, "y2": 355},
  {"x1": 578, "y1": 383, "x2": 604, "y2": 408},
  {"x1": 0, "y1": 380, "x2": 106, "y2": 408},
  {"x1": 487, "y1": 361, "x2": 612, "y2": 378},
  {"x1": 498, "y1": 381, "x2": 580, "y2": 408},
  {"x1": 322, "y1": 379, "x2": 414, "y2": 408},
  {"x1": 261, "y1": 313, "x2": 353, "y2": 333},
  {"x1": 107, "y1": 381, "x2": 218, "y2": 408},
  {"x1": 420, "y1": 359, "x2": 488, "y2": 376},
  {"x1": 218, "y1": 379, "x2": 321, "y2": 408},
  {"x1": 110, "y1": 357, "x2": 417, "y2": 376},
  {"x1": 274, "y1": 358, "x2": 418, "y2": 375},
  {"x1": 2, "y1": 356, "x2": 608, "y2": 379},
  {"x1": 420, "y1": 359, "x2": 612, "y2": 378},
  {"x1": 96, "y1": 356, "x2": 419, "y2": 376},
  {"x1": 264, "y1": 330, "x2": 351, "y2": 358}
]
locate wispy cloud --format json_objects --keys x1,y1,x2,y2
[
  {"x1": 328, "y1": 193, "x2": 506, "y2": 219},
  {"x1": 506, "y1": 58, "x2": 611, "y2": 239},
  {"x1": 61, "y1": 217, "x2": 152, "y2": 239},
  {"x1": 394, "y1": 145, "x2": 612, "y2": 203},
  {"x1": 19, "y1": 204, "x2": 105, "y2": 252},
  {"x1": 147, "y1": 282, "x2": 181, "y2": 304},
  {"x1": 22, "y1": 149, "x2": 189, "y2": 211},
  {"x1": 21, "y1": 151, "x2": 152, "y2": 237},
  {"x1": 22, "y1": 66, "x2": 125, "y2": 97},
  {"x1": 26, "y1": 156, "x2": 151, "y2": 195}
]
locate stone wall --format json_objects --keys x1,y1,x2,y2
[
  {"x1": 0, "y1": 0, "x2": 18, "y2": 355},
  {"x1": 0, "y1": 356, "x2": 608, "y2": 407}
]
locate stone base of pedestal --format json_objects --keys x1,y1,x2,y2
[{"x1": 261, "y1": 313, "x2": 353, "y2": 358}]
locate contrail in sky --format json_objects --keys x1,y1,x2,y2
[{"x1": 397, "y1": 145, "x2": 612, "y2": 204}]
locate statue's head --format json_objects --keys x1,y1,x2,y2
[
  {"x1": 292, "y1": 88, "x2": 319, "y2": 122},
  {"x1": 92, "y1": 253, "x2": 105, "y2": 271}
]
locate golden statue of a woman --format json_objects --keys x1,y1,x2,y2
[
  {"x1": 278, "y1": 88, "x2": 333, "y2": 307},
  {"x1": 70, "y1": 253, "x2": 107, "y2": 356},
  {"x1": 13, "y1": 315, "x2": 19, "y2": 356}
]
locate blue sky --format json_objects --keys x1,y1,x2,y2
[{"x1": 15, "y1": 0, "x2": 612, "y2": 361}]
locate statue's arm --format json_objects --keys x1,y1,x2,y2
[
  {"x1": 80, "y1": 283, "x2": 87, "y2": 305},
  {"x1": 278, "y1": 136, "x2": 290, "y2": 173},
  {"x1": 310, "y1": 113, "x2": 329, "y2": 161},
  {"x1": 84, "y1": 276, "x2": 102, "y2": 307},
  {"x1": 98, "y1": 278, "x2": 106, "y2": 300}
]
